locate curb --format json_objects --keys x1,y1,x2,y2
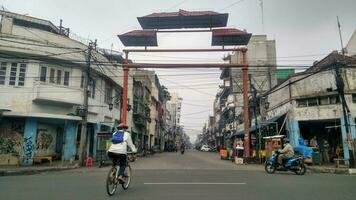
[
  {"x1": 0, "y1": 165, "x2": 79, "y2": 176},
  {"x1": 307, "y1": 167, "x2": 351, "y2": 175}
]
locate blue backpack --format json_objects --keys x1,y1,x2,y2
[{"x1": 112, "y1": 130, "x2": 124, "y2": 144}]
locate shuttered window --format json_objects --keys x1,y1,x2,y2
[{"x1": 0, "y1": 62, "x2": 7, "y2": 85}]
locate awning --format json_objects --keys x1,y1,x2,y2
[
  {"x1": 230, "y1": 114, "x2": 285, "y2": 138},
  {"x1": 137, "y1": 9, "x2": 228, "y2": 29},
  {"x1": 118, "y1": 30, "x2": 158, "y2": 46},
  {"x1": 212, "y1": 28, "x2": 252, "y2": 46}
]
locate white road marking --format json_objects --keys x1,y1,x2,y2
[{"x1": 144, "y1": 182, "x2": 247, "y2": 185}]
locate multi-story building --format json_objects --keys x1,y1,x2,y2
[
  {"x1": 346, "y1": 30, "x2": 356, "y2": 57},
  {"x1": 131, "y1": 69, "x2": 152, "y2": 152},
  {"x1": 0, "y1": 11, "x2": 127, "y2": 165},
  {"x1": 259, "y1": 52, "x2": 356, "y2": 165},
  {"x1": 217, "y1": 35, "x2": 277, "y2": 151},
  {"x1": 166, "y1": 93, "x2": 183, "y2": 150}
]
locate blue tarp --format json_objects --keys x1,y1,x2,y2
[{"x1": 293, "y1": 138, "x2": 313, "y2": 158}]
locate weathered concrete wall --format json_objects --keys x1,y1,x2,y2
[
  {"x1": 266, "y1": 68, "x2": 356, "y2": 121},
  {"x1": 291, "y1": 71, "x2": 336, "y2": 98}
]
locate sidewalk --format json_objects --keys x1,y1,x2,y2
[
  {"x1": 307, "y1": 165, "x2": 356, "y2": 175},
  {"x1": 0, "y1": 161, "x2": 79, "y2": 176},
  {"x1": 220, "y1": 156, "x2": 356, "y2": 175}
]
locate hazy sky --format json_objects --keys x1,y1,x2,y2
[{"x1": 2, "y1": 0, "x2": 356, "y2": 142}]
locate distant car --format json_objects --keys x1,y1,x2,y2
[{"x1": 200, "y1": 145, "x2": 211, "y2": 152}]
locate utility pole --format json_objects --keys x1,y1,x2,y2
[
  {"x1": 242, "y1": 49, "x2": 250, "y2": 158},
  {"x1": 249, "y1": 74, "x2": 259, "y2": 160},
  {"x1": 337, "y1": 16, "x2": 345, "y2": 55},
  {"x1": 334, "y1": 62, "x2": 354, "y2": 168},
  {"x1": 78, "y1": 41, "x2": 94, "y2": 166},
  {"x1": 335, "y1": 17, "x2": 354, "y2": 167}
]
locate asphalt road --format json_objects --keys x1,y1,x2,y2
[{"x1": 1, "y1": 150, "x2": 356, "y2": 200}]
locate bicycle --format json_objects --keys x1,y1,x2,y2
[{"x1": 106, "y1": 153, "x2": 134, "y2": 196}]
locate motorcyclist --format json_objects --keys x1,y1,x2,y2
[
  {"x1": 107, "y1": 123, "x2": 137, "y2": 183},
  {"x1": 278, "y1": 138, "x2": 294, "y2": 166},
  {"x1": 180, "y1": 142, "x2": 186, "y2": 154}
]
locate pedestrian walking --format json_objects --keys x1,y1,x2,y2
[{"x1": 321, "y1": 139, "x2": 330, "y2": 163}]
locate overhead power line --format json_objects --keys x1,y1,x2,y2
[
  {"x1": 219, "y1": 0, "x2": 246, "y2": 11},
  {"x1": 0, "y1": 37, "x2": 84, "y2": 50}
]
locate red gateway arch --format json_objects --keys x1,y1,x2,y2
[{"x1": 117, "y1": 9, "x2": 252, "y2": 157}]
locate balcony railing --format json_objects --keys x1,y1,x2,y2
[{"x1": 33, "y1": 82, "x2": 82, "y2": 106}]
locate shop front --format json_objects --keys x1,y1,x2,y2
[{"x1": 299, "y1": 119, "x2": 343, "y2": 164}]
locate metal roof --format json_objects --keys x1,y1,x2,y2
[
  {"x1": 137, "y1": 9, "x2": 228, "y2": 29},
  {"x1": 212, "y1": 28, "x2": 252, "y2": 46},
  {"x1": 0, "y1": 10, "x2": 60, "y2": 34},
  {"x1": 118, "y1": 30, "x2": 158, "y2": 46}
]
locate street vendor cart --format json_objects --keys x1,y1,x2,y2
[
  {"x1": 263, "y1": 135, "x2": 285, "y2": 159},
  {"x1": 96, "y1": 131, "x2": 112, "y2": 167}
]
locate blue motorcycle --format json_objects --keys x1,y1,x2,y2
[{"x1": 265, "y1": 151, "x2": 306, "y2": 175}]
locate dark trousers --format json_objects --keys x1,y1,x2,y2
[{"x1": 107, "y1": 152, "x2": 127, "y2": 176}]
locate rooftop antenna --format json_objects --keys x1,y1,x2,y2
[
  {"x1": 259, "y1": 0, "x2": 265, "y2": 33},
  {"x1": 337, "y1": 16, "x2": 345, "y2": 55}
]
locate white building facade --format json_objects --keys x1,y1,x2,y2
[{"x1": 0, "y1": 11, "x2": 128, "y2": 165}]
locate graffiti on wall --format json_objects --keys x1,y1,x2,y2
[
  {"x1": 0, "y1": 120, "x2": 24, "y2": 156},
  {"x1": 35, "y1": 126, "x2": 56, "y2": 156},
  {"x1": 0, "y1": 136, "x2": 22, "y2": 155},
  {"x1": 36, "y1": 131, "x2": 53, "y2": 150},
  {"x1": 23, "y1": 136, "x2": 34, "y2": 160}
]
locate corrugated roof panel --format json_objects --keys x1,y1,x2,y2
[
  {"x1": 138, "y1": 9, "x2": 228, "y2": 29},
  {"x1": 212, "y1": 28, "x2": 252, "y2": 46},
  {"x1": 118, "y1": 30, "x2": 158, "y2": 46}
]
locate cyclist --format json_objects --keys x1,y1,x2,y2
[{"x1": 107, "y1": 123, "x2": 137, "y2": 183}]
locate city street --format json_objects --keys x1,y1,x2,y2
[{"x1": 1, "y1": 151, "x2": 356, "y2": 200}]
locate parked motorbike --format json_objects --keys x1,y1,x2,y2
[{"x1": 265, "y1": 151, "x2": 306, "y2": 175}]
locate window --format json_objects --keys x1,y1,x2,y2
[
  {"x1": 353, "y1": 94, "x2": 356, "y2": 103},
  {"x1": 9, "y1": 63, "x2": 17, "y2": 85},
  {"x1": 105, "y1": 85, "x2": 112, "y2": 104},
  {"x1": 49, "y1": 68, "x2": 55, "y2": 83},
  {"x1": 64, "y1": 71, "x2": 70, "y2": 86},
  {"x1": 307, "y1": 98, "x2": 318, "y2": 106},
  {"x1": 40, "y1": 66, "x2": 69, "y2": 86},
  {"x1": 114, "y1": 89, "x2": 122, "y2": 108},
  {"x1": 319, "y1": 97, "x2": 329, "y2": 105},
  {"x1": 80, "y1": 75, "x2": 84, "y2": 88},
  {"x1": 88, "y1": 79, "x2": 96, "y2": 99},
  {"x1": 0, "y1": 62, "x2": 6, "y2": 85},
  {"x1": 1, "y1": 62, "x2": 27, "y2": 86},
  {"x1": 40, "y1": 66, "x2": 47, "y2": 82},
  {"x1": 56, "y1": 70, "x2": 62, "y2": 84},
  {"x1": 298, "y1": 96, "x2": 340, "y2": 107},
  {"x1": 330, "y1": 96, "x2": 339, "y2": 104},
  {"x1": 297, "y1": 99, "x2": 307, "y2": 107},
  {"x1": 18, "y1": 64, "x2": 26, "y2": 86}
]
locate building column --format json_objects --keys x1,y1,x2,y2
[
  {"x1": 340, "y1": 116, "x2": 354, "y2": 166},
  {"x1": 93, "y1": 123, "x2": 101, "y2": 159},
  {"x1": 286, "y1": 120, "x2": 301, "y2": 147},
  {"x1": 63, "y1": 121, "x2": 77, "y2": 161},
  {"x1": 22, "y1": 118, "x2": 37, "y2": 165}
]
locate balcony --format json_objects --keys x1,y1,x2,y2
[{"x1": 33, "y1": 82, "x2": 82, "y2": 106}]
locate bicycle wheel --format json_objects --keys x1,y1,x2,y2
[
  {"x1": 121, "y1": 165, "x2": 132, "y2": 190},
  {"x1": 106, "y1": 167, "x2": 118, "y2": 196}
]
